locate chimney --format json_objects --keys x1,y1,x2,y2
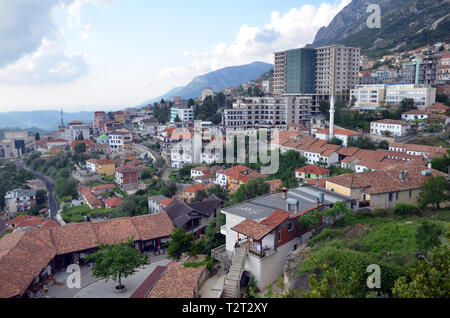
[{"x1": 281, "y1": 187, "x2": 288, "y2": 199}]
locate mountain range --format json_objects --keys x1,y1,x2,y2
[
  {"x1": 0, "y1": 110, "x2": 94, "y2": 131},
  {"x1": 140, "y1": 61, "x2": 273, "y2": 105},
  {"x1": 312, "y1": 0, "x2": 450, "y2": 54}
]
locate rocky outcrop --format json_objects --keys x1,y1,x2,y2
[{"x1": 311, "y1": 0, "x2": 450, "y2": 53}]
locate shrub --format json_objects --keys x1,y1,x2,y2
[{"x1": 394, "y1": 203, "x2": 420, "y2": 216}]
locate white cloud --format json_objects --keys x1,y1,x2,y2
[
  {"x1": 159, "y1": 0, "x2": 351, "y2": 85},
  {"x1": 0, "y1": 0, "x2": 110, "y2": 85},
  {"x1": 0, "y1": 35, "x2": 89, "y2": 85}
]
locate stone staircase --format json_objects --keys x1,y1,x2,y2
[{"x1": 221, "y1": 244, "x2": 248, "y2": 298}]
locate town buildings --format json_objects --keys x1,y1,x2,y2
[
  {"x1": 0, "y1": 130, "x2": 35, "y2": 159},
  {"x1": 170, "y1": 107, "x2": 194, "y2": 123},
  {"x1": 370, "y1": 119, "x2": 411, "y2": 137},
  {"x1": 0, "y1": 213, "x2": 175, "y2": 298},
  {"x1": 115, "y1": 166, "x2": 141, "y2": 191},
  {"x1": 109, "y1": 131, "x2": 132, "y2": 154},
  {"x1": 4, "y1": 189, "x2": 37, "y2": 218},
  {"x1": 325, "y1": 166, "x2": 446, "y2": 209},
  {"x1": 295, "y1": 165, "x2": 330, "y2": 181},
  {"x1": 217, "y1": 185, "x2": 351, "y2": 289},
  {"x1": 314, "y1": 128, "x2": 362, "y2": 146},
  {"x1": 351, "y1": 84, "x2": 437, "y2": 111},
  {"x1": 224, "y1": 96, "x2": 312, "y2": 131}
]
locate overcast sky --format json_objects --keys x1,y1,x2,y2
[{"x1": 0, "y1": 0, "x2": 351, "y2": 112}]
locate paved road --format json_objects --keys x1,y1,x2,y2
[{"x1": 16, "y1": 160, "x2": 58, "y2": 221}]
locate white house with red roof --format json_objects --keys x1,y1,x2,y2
[
  {"x1": 314, "y1": 128, "x2": 362, "y2": 147},
  {"x1": 216, "y1": 186, "x2": 352, "y2": 290},
  {"x1": 370, "y1": 119, "x2": 411, "y2": 137}
]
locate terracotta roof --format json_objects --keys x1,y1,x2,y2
[
  {"x1": 260, "y1": 209, "x2": 291, "y2": 230},
  {"x1": 0, "y1": 229, "x2": 56, "y2": 298},
  {"x1": 96, "y1": 159, "x2": 115, "y2": 165},
  {"x1": 104, "y1": 197, "x2": 123, "y2": 208},
  {"x1": 296, "y1": 165, "x2": 330, "y2": 175},
  {"x1": 48, "y1": 223, "x2": 98, "y2": 255},
  {"x1": 131, "y1": 265, "x2": 167, "y2": 298},
  {"x1": 71, "y1": 140, "x2": 94, "y2": 148},
  {"x1": 91, "y1": 184, "x2": 115, "y2": 192},
  {"x1": 326, "y1": 166, "x2": 447, "y2": 195},
  {"x1": 337, "y1": 147, "x2": 360, "y2": 156},
  {"x1": 315, "y1": 128, "x2": 362, "y2": 136},
  {"x1": 131, "y1": 213, "x2": 175, "y2": 241},
  {"x1": 372, "y1": 119, "x2": 410, "y2": 127},
  {"x1": 116, "y1": 166, "x2": 140, "y2": 174},
  {"x1": 147, "y1": 264, "x2": 206, "y2": 298},
  {"x1": 160, "y1": 198, "x2": 174, "y2": 206},
  {"x1": 182, "y1": 183, "x2": 206, "y2": 193},
  {"x1": 92, "y1": 218, "x2": 140, "y2": 245},
  {"x1": 231, "y1": 219, "x2": 273, "y2": 241}
]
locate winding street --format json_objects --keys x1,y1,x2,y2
[{"x1": 15, "y1": 160, "x2": 58, "y2": 221}]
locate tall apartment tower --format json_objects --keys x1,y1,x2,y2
[
  {"x1": 273, "y1": 51, "x2": 286, "y2": 94},
  {"x1": 315, "y1": 45, "x2": 361, "y2": 100},
  {"x1": 274, "y1": 45, "x2": 360, "y2": 115}
]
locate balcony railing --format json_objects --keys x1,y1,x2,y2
[{"x1": 248, "y1": 244, "x2": 276, "y2": 259}]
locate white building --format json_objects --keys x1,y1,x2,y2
[
  {"x1": 108, "y1": 131, "x2": 132, "y2": 153},
  {"x1": 170, "y1": 108, "x2": 194, "y2": 123},
  {"x1": 314, "y1": 128, "x2": 362, "y2": 147},
  {"x1": 370, "y1": 119, "x2": 411, "y2": 137},
  {"x1": 351, "y1": 84, "x2": 437, "y2": 111},
  {"x1": 216, "y1": 186, "x2": 352, "y2": 290},
  {"x1": 60, "y1": 121, "x2": 91, "y2": 143},
  {"x1": 385, "y1": 84, "x2": 436, "y2": 110},
  {"x1": 401, "y1": 110, "x2": 429, "y2": 122}
]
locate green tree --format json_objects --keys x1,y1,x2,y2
[
  {"x1": 400, "y1": 98, "x2": 416, "y2": 112},
  {"x1": 174, "y1": 114, "x2": 181, "y2": 122},
  {"x1": 430, "y1": 150, "x2": 450, "y2": 173},
  {"x1": 377, "y1": 140, "x2": 389, "y2": 150},
  {"x1": 232, "y1": 178, "x2": 270, "y2": 204},
  {"x1": 167, "y1": 228, "x2": 194, "y2": 260},
  {"x1": 35, "y1": 132, "x2": 40, "y2": 141},
  {"x1": 299, "y1": 263, "x2": 361, "y2": 298},
  {"x1": 417, "y1": 176, "x2": 450, "y2": 209},
  {"x1": 36, "y1": 189, "x2": 47, "y2": 205},
  {"x1": 329, "y1": 137, "x2": 343, "y2": 146},
  {"x1": 85, "y1": 239, "x2": 149, "y2": 290},
  {"x1": 73, "y1": 142, "x2": 86, "y2": 154},
  {"x1": 55, "y1": 177, "x2": 78, "y2": 200},
  {"x1": 415, "y1": 221, "x2": 443, "y2": 251},
  {"x1": 392, "y1": 244, "x2": 450, "y2": 298}
]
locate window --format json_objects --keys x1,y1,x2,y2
[
  {"x1": 277, "y1": 231, "x2": 282, "y2": 242},
  {"x1": 288, "y1": 223, "x2": 293, "y2": 232},
  {"x1": 389, "y1": 192, "x2": 393, "y2": 201},
  {"x1": 409, "y1": 190, "x2": 412, "y2": 198}
]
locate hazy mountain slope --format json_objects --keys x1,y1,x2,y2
[
  {"x1": 0, "y1": 110, "x2": 94, "y2": 130},
  {"x1": 141, "y1": 61, "x2": 273, "y2": 105}
]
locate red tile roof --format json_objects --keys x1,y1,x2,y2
[
  {"x1": 296, "y1": 165, "x2": 330, "y2": 175},
  {"x1": 104, "y1": 197, "x2": 123, "y2": 208},
  {"x1": 182, "y1": 183, "x2": 206, "y2": 193},
  {"x1": 260, "y1": 209, "x2": 291, "y2": 230},
  {"x1": 0, "y1": 229, "x2": 56, "y2": 298},
  {"x1": 232, "y1": 219, "x2": 273, "y2": 241},
  {"x1": 147, "y1": 264, "x2": 206, "y2": 298},
  {"x1": 315, "y1": 128, "x2": 362, "y2": 136}
]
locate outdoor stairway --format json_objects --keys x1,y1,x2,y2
[{"x1": 222, "y1": 244, "x2": 248, "y2": 298}]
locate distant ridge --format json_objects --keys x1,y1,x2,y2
[
  {"x1": 140, "y1": 61, "x2": 273, "y2": 106},
  {"x1": 0, "y1": 110, "x2": 94, "y2": 130}
]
